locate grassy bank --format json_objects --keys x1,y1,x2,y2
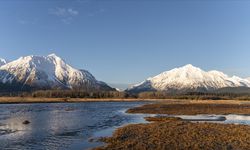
[
  {"x1": 127, "y1": 103, "x2": 250, "y2": 115},
  {"x1": 0, "y1": 97, "x2": 148, "y2": 104},
  {"x1": 1, "y1": 97, "x2": 250, "y2": 104},
  {"x1": 95, "y1": 101, "x2": 250, "y2": 150},
  {"x1": 95, "y1": 117, "x2": 250, "y2": 150}
]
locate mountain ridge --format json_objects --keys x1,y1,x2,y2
[
  {"x1": 1, "y1": 55, "x2": 250, "y2": 94},
  {"x1": 128, "y1": 64, "x2": 250, "y2": 93},
  {"x1": 0, "y1": 54, "x2": 114, "y2": 92}
]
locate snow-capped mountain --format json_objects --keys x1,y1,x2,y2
[
  {"x1": 0, "y1": 58, "x2": 7, "y2": 66},
  {"x1": 246, "y1": 77, "x2": 250, "y2": 82},
  {"x1": 0, "y1": 54, "x2": 114, "y2": 91},
  {"x1": 128, "y1": 64, "x2": 250, "y2": 93}
]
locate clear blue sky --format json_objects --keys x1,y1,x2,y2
[{"x1": 1, "y1": 0, "x2": 250, "y2": 84}]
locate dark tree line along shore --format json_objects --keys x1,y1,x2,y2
[{"x1": 1, "y1": 90, "x2": 250, "y2": 100}]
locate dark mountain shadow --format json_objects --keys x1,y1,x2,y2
[
  {"x1": 0, "y1": 69, "x2": 115, "y2": 94},
  {"x1": 0, "y1": 70, "x2": 32, "y2": 93}
]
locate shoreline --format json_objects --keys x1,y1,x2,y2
[
  {"x1": 127, "y1": 102, "x2": 250, "y2": 115},
  {"x1": 94, "y1": 100, "x2": 250, "y2": 150},
  {"x1": 95, "y1": 117, "x2": 250, "y2": 150},
  {"x1": 2, "y1": 97, "x2": 250, "y2": 149},
  {"x1": 0, "y1": 97, "x2": 150, "y2": 104},
  {"x1": 0, "y1": 97, "x2": 250, "y2": 104}
]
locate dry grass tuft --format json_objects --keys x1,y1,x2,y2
[
  {"x1": 144, "y1": 116, "x2": 182, "y2": 122},
  {"x1": 95, "y1": 118, "x2": 250, "y2": 150}
]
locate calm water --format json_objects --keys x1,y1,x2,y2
[
  {"x1": 176, "y1": 114, "x2": 250, "y2": 125},
  {"x1": 0, "y1": 102, "x2": 150, "y2": 150},
  {"x1": 2, "y1": 101, "x2": 250, "y2": 150}
]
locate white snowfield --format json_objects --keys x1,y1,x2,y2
[
  {"x1": 1, "y1": 55, "x2": 250, "y2": 92},
  {"x1": 0, "y1": 54, "x2": 111, "y2": 90},
  {"x1": 130, "y1": 64, "x2": 250, "y2": 92}
]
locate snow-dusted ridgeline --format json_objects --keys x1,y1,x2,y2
[
  {"x1": 1, "y1": 54, "x2": 250, "y2": 94},
  {"x1": 0, "y1": 54, "x2": 114, "y2": 91},
  {"x1": 128, "y1": 64, "x2": 250, "y2": 93}
]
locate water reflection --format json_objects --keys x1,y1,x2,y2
[
  {"x1": 225, "y1": 114, "x2": 250, "y2": 124},
  {"x1": 0, "y1": 102, "x2": 148, "y2": 150},
  {"x1": 2, "y1": 102, "x2": 250, "y2": 150},
  {"x1": 174, "y1": 114, "x2": 250, "y2": 125}
]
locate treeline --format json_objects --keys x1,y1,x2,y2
[
  {"x1": 0, "y1": 89, "x2": 133, "y2": 99},
  {"x1": 31, "y1": 90, "x2": 133, "y2": 99},
  {"x1": 137, "y1": 91, "x2": 250, "y2": 100},
  {"x1": 2, "y1": 90, "x2": 250, "y2": 100}
]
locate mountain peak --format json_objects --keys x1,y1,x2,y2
[
  {"x1": 128, "y1": 64, "x2": 250, "y2": 93},
  {"x1": 183, "y1": 64, "x2": 195, "y2": 67},
  {"x1": 0, "y1": 54, "x2": 114, "y2": 91},
  {"x1": 180, "y1": 64, "x2": 201, "y2": 70},
  {"x1": 48, "y1": 53, "x2": 58, "y2": 57},
  {"x1": 47, "y1": 53, "x2": 65, "y2": 62}
]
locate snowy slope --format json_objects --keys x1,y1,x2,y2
[
  {"x1": 246, "y1": 77, "x2": 250, "y2": 82},
  {"x1": 0, "y1": 54, "x2": 114, "y2": 91},
  {"x1": 128, "y1": 64, "x2": 250, "y2": 93},
  {"x1": 0, "y1": 58, "x2": 7, "y2": 66}
]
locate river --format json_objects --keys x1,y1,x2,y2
[
  {"x1": 1, "y1": 101, "x2": 250, "y2": 150},
  {"x1": 0, "y1": 102, "x2": 150, "y2": 150}
]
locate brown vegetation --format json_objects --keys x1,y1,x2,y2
[
  {"x1": 0, "y1": 97, "x2": 146, "y2": 104},
  {"x1": 127, "y1": 103, "x2": 250, "y2": 115},
  {"x1": 94, "y1": 101, "x2": 250, "y2": 150},
  {"x1": 144, "y1": 116, "x2": 183, "y2": 122},
  {"x1": 3, "y1": 90, "x2": 250, "y2": 101},
  {"x1": 137, "y1": 91, "x2": 250, "y2": 100},
  {"x1": 31, "y1": 90, "x2": 132, "y2": 99},
  {"x1": 95, "y1": 118, "x2": 250, "y2": 150}
]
